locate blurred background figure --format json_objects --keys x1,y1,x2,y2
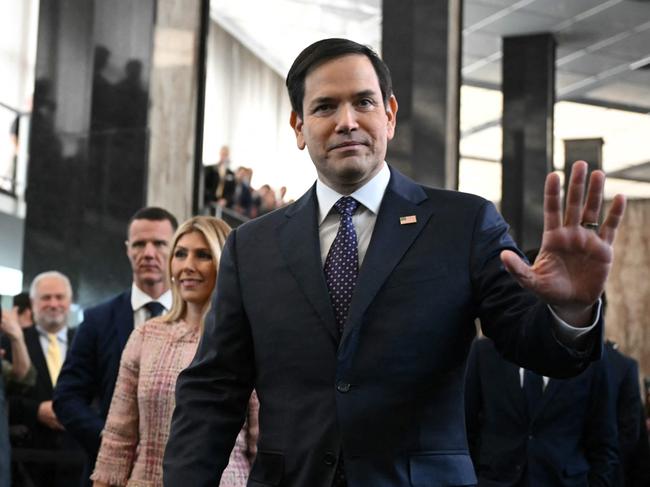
[
  {"x1": 0, "y1": 302, "x2": 34, "y2": 487},
  {"x1": 5, "y1": 271, "x2": 85, "y2": 487},
  {"x1": 12, "y1": 292, "x2": 33, "y2": 329}
]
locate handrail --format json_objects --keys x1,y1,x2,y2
[{"x1": 0, "y1": 101, "x2": 27, "y2": 115}]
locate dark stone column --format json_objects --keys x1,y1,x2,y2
[
  {"x1": 501, "y1": 34, "x2": 556, "y2": 252},
  {"x1": 563, "y1": 138, "x2": 604, "y2": 204},
  {"x1": 23, "y1": 0, "x2": 156, "y2": 306},
  {"x1": 382, "y1": 0, "x2": 462, "y2": 190}
]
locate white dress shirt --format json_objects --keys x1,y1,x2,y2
[
  {"x1": 314, "y1": 162, "x2": 598, "y2": 343},
  {"x1": 130, "y1": 283, "x2": 173, "y2": 327},
  {"x1": 316, "y1": 162, "x2": 390, "y2": 267}
]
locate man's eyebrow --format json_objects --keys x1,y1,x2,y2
[
  {"x1": 354, "y1": 89, "x2": 378, "y2": 99},
  {"x1": 309, "y1": 96, "x2": 336, "y2": 106}
]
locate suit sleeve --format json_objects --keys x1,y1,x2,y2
[
  {"x1": 53, "y1": 314, "x2": 105, "y2": 455},
  {"x1": 163, "y1": 230, "x2": 255, "y2": 486},
  {"x1": 470, "y1": 200, "x2": 602, "y2": 378},
  {"x1": 91, "y1": 326, "x2": 143, "y2": 485},
  {"x1": 584, "y1": 357, "x2": 619, "y2": 487}
]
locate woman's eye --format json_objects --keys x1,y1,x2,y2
[{"x1": 174, "y1": 250, "x2": 187, "y2": 258}]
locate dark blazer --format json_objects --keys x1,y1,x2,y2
[
  {"x1": 6, "y1": 326, "x2": 85, "y2": 487},
  {"x1": 465, "y1": 337, "x2": 618, "y2": 487},
  {"x1": 164, "y1": 167, "x2": 601, "y2": 487},
  {"x1": 52, "y1": 290, "x2": 133, "y2": 482},
  {"x1": 204, "y1": 164, "x2": 236, "y2": 206},
  {"x1": 605, "y1": 342, "x2": 644, "y2": 486}
]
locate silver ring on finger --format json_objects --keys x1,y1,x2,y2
[{"x1": 580, "y1": 221, "x2": 599, "y2": 231}]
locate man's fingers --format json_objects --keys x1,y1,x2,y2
[
  {"x1": 580, "y1": 170, "x2": 604, "y2": 225},
  {"x1": 564, "y1": 161, "x2": 588, "y2": 226},
  {"x1": 599, "y1": 194, "x2": 626, "y2": 244},
  {"x1": 500, "y1": 250, "x2": 535, "y2": 290},
  {"x1": 544, "y1": 172, "x2": 562, "y2": 231}
]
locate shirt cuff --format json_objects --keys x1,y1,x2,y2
[{"x1": 548, "y1": 298, "x2": 602, "y2": 348}]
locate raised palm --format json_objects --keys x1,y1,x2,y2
[{"x1": 501, "y1": 161, "x2": 626, "y2": 324}]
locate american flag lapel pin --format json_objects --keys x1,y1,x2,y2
[{"x1": 400, "y1": 215, "x2": 417, "y2": 225}]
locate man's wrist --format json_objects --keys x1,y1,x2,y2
[{"x1": 550, "y1": 303, "x2": 595, "y2": 327}]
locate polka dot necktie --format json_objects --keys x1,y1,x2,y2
[{"x1": 324, "y1": 196, "x2": 360, "y2": 336}]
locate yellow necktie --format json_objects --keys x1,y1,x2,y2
[{"x1": 45, "y1": 333, "x2": 62, "y2": 386}]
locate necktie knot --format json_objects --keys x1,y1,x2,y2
[
  {"x1": 334, "y1": 197, "x2": 359, "y2": 218},
  {"x1": 144, "y1": 301, "x2": 165, "y2": 318}
]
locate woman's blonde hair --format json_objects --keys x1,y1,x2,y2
[{"x1": 163, "y1": 216, "x2": 232, "y2": 324}]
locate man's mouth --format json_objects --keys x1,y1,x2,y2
[{"x1": 329, "y1": 140, "x2": 366, "y2": 151}]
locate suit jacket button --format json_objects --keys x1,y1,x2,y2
[
  {"x1": 324, "y1": 451, "x2": 337, "y2": 466},
  {"x1": 336, "y1": 381, "x2": 351, "y2": 393}
]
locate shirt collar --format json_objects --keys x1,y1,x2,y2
[
  {"x1": 316, "y1": 162, "x2": 390, "y2": 225},
  {"x1": 131, "y1": 283, "x2": 173, "y2": 311},
  {"x1": 35, "y1": 324, "x2": 68, "y2": 343}
]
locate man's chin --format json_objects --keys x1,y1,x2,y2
[{"x1": 140, "y1": 275, "x2": 165, "y2": 286}]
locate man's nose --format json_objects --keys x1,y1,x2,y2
[
  {"x1": 143, "y1": 242, "x2": 157, "y2": 257},
  {"x1": 335, "y1": 104, "x2": 358, "y2": 133}
]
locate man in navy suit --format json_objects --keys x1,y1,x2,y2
[
  {"x1": 605, "y1": 341, "x2": 647, "y2": 486},
  {"x1": 163, "y1": 38, "x2": 627, "y2": 487},
  {"x1": 464, "y1": 336, "x2": 618, "y2": 486},
  {"x1": 53, "y1": 207, "x2": 177, "y2": 485}
]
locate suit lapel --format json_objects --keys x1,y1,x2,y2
[
  {"x1": 115, "y1": 291, "x2": 135, "y2": 350},
  {"x1": 341, "y1": 169, "x2": 434, "y2": 346},
  {"x1": 280, "y1": 186, "x2": 338, "y2": 342},
  {"x1": 25, "y1": 327, "x2": 53, "y2": 395}
]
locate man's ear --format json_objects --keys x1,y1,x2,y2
[
  {"x1": 289, "y1": 111, "x2": 306, "y2": 150},
  {"x1": 385, "y1": 95, "x2": 398, "y2": 141}
]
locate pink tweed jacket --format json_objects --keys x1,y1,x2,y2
[{"x1": 91, "y1": 317, "x2": 259, "y2": 487}]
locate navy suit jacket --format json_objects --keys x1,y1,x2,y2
[
  {"x1": 53, "y1": 291, "x2": 133, "y2": 478},
  {"x1": 465, "y1": 337, "x2": 617, "y2": 487},
  {"x1": 605, "y1": 342, "x2": 643, "y2": 486},
  {"x1": 164, "y1": 167, "x2": 601, "y2": 487}
]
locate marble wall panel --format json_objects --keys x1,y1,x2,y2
[
  {"x1": 146, "y1": 0, "x2": 202, "y2": 222},
  {"x1": 605, "y1": 198, "x2": 650, "y2": 381}
]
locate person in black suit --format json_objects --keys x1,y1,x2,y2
[
  {"x1": 204, "y1": 145, "x2": 237, "y2": 209},
  {"x1": 6, "y1": 271, "x2": 85, "y2": 487},
  {"x1": 605, "y1": 340, "x2": 647, "y2": 486},
  {"x1": 465, "y1": 336, "x2": 618, "y2": 486},
  {"x1": 53, "y1": 207, "x2": 177, "y2": 486},
  {"x1": 163, "y1": 38, "x2": 626, "y2": 487}
]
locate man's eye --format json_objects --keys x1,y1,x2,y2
[
  {"x1": 314, "y1": 104, "x2": 333, "y2": 113},
  {"x1": 132, "y1": 242, "x2": 145, "y2": 248},
  {"x1": 358, "y1": 98, "x2": 374, "y2": 108},
  {"x1": 155, "y1": 241, "x2": 167, "y2": 248}
]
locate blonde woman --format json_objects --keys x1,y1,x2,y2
[{"x1": 92, "y1": 216, "x2": 258, "y2": 487}]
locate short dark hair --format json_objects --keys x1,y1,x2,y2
[
  {"x1": 127, "y1": 207, "x2": 178, "y2": 238},
  {"x1": 286, "y1": 38, "x2": 393, "y2": 119},
  {"x1": 13, "y1": 292, "x2": 31, "y2": 314}
]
